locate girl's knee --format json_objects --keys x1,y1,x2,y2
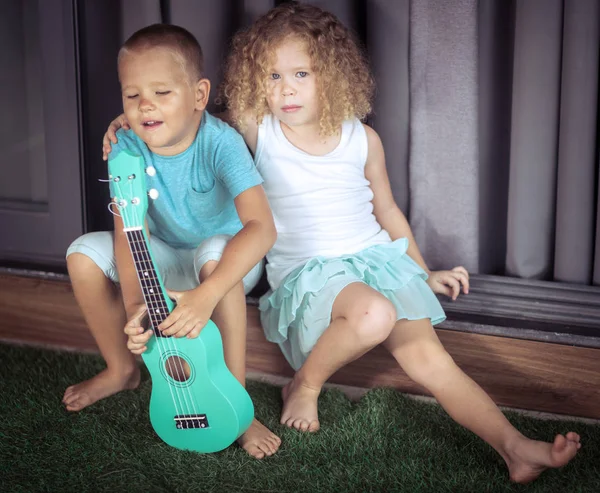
[{"x1": 348, "y1": 297, "x2": 397, "y2": 347}]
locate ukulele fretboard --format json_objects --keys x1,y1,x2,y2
[{"x1": 126, "y1": 228, "x2": 170, "y2": 337}]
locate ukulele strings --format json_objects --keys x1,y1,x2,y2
[
  {"x1": 125, "y1": 179, "x2": 199, "y2": 422},
  {"x1": 113, "y1": 178, "x2": 195, "y2": 424},
  {"x1": 131, "y1": 227, "x2": 200, "y2": 420}
]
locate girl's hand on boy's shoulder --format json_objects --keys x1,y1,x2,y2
[
  {"x1": 426, "y1": 266, "x2": 470, "y2": 300},
  {"x1": 157, "y1": 286, "x2": 219, "y2": 339},
  {"x1": 102, "y1": 114, "x2": 130, "y2": 161}
]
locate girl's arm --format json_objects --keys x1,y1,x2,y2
[
  {"x1": 363, "y1": 124, "x2": 469, "y2": 299},
  {"x1": 363, "y1": 124, "x2": 430, "y2": 273},
  {"x1": 222, "y1": 110, "x2": 259, "y2": 155},
  {"x1": 102, "y1": 111, "x2": 260, "y2": 158},
  {"x1": 102, "y1": 114, "x2": 129, "y2": 161}
]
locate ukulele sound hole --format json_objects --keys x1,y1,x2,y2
[{"x1": 165, "y1": 356, "x2": 191, "y2": 382}]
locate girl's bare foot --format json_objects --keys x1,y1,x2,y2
[
  {"x1": 62, "y1": 366, "x2": 140, "y2": 411},
  {"x1": 280, "y1": 378, "x2": 320, "y2": 432},
  {"x1": 237, "y1": 419, "x2": 281, "y2": 459},
  {"x1": 506, "y1": 432, "x2": 581, "y2": 483}
]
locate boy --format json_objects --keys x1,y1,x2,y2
[{"x1": 63, "y1": 24, "x2": 280, "y2": 459}]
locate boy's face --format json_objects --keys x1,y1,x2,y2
[
  {"x1": 119, "y1": 47, "x2": 208, "y2": 156},
  {"x1": 266, "y1": 38, "x2": 319, "y2": 130}
]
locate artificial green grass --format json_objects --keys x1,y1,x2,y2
[{"x1": 1, "y1": 343, "x2": 598, "y2": 493}]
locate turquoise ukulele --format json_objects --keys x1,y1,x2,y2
[{"x1": 108, "y1": 150, "x2": 254, "y2": 453}]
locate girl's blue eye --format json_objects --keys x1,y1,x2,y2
[
  {"x1": 296, "y1": 71, "x2": 308, "y2": 78},
  {"x1": 270, "y1": 74, "x2": 281, "y2": 80}
]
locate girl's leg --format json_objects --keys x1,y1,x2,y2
[
  {"x1": 62, "y1": 253, "x2": 140, "y2": 411},
  {"x1": 199, "y1": 260, "x2": 281, "y2": 459},
  {"x1": 383, "y1": 318, "x2": 580, "y2": 483},
  {"x1": 281, "y1": 282, "x2": 397, "y2": 432}
]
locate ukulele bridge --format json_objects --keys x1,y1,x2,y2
[{"x1": 174, "y1": 414, "x2": 209, "y2": 429}]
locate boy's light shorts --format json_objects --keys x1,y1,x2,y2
[{"x1": 66, "y1": 231, "x2": 263, "y2": 294}]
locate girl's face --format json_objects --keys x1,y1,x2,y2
[
  {"x1": 119, "y1": 48, "x2": 206, "y2": 156},
  {"x1": 266, "y1": 38, "x2": 319, "y2": 130}
]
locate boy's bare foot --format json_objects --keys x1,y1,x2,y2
[
  {"x1": 280, "y1": 378, "x2": 320, "y2": 432},
  {"x1": 237, "y1": 419, "x2": 281, "y2": 459},
  {"x1": 506, "y1": 432, "x2": 581, "y2": 483},
  {"x1": 62, "y1": 366, "x2": 140, "y2": 411}
]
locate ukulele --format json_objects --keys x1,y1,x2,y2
[{"x1": 108, "y1": 150, "x2": 254, "y2": 453}]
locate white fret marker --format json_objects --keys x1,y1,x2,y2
[
  {"x1": 144, "y1": 272, "x2": 149, "y2": 276},
  {"x1": 149, "y1": 288, "x2": 154, "y2": 293},
  {"x1": 155, "y1": 309, "x2": 161, "y2": 314}
]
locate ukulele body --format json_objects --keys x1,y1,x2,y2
[{"x1": 142, "y1": 312, "x2": 254, "y2": 453}]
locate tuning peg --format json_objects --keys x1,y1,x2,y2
[
  {"x1": 148, "y1": 189, "x2": 159, "y2": 200},
  {"x1": 146, "y1": 166, "x2": 156, "y2": 177}
]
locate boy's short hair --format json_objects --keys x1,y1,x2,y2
[{"x1": 118, "y1": 24, "x2": 204, "y2": 82}]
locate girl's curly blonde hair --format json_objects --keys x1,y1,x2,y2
[{"x1": 219, "y1": 1, "x2": 374, "y2": 136}]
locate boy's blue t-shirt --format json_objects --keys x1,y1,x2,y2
[{"x1": 109, "y1": 111, "x2": 263, "y2": 249}]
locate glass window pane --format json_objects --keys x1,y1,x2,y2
[{"x1": 0, "y1": 0, "x2": 47, "y2": 207}]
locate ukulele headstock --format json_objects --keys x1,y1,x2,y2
[{"x1": 108, "y1": 150, "x2": 156, "y2": 228}]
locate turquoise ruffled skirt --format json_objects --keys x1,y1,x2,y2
[{"x1": 259, "y1": 238, "x2": 446, "y2": 370}]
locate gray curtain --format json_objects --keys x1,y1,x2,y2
[
  {"x1": 112, "y1": 0, "x2": 600, "y2": 286},
  {"x1": 411, "y1": 0, "x2": 600, "y2": 285}
]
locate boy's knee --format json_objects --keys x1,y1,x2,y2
[
  {"x1": 349, "y1": 297, "x2": 396, "y2": 347},
  {"x1": 66, "y1": 232, "x2": 116, "y2": 282},
  {"x1": 66, "y1": 253, "x2": 109, "y2": 283},
  {"x1": 194, "y1": 234, "x2": 232, "y2": 280},
  {"x1": 67, "y1": 251, "x2": 97, "y2": 272},
  {"x1": 198, "y1": 259, "x2": 219, "y2": 281}
]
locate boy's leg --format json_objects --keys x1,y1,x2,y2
[
  {"x1": 62, "y1": 233, "x2": 139, "y2": 411},
  {"x1": 194, "y1": 236, "x2": 281, "y2": 459},
  {"x1": 281, "y1": 282, "x2": 397, "y2": 432},
  {"x1": 383, "y1": 318, "x2": 580, "y2": 483}
]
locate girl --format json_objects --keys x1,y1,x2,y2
[{"x1": 105, "y1": 3, "x2": 580, "y2": 482}]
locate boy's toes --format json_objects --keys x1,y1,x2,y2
[
  {"x1": 246, "y1": 444, "x2": 266, "y2": 459},
  {"x1": 565, "y1": 432, "x2": 581, "y2": 445},
  {"x1": 551, "y1": 434, "x2": 580, "y2": 467},
  {"x1": 237, "y1": 419, "x2": 281, "y2": 459}
]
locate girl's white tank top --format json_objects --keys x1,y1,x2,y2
[{"x1": 254, "y1": 114, "x2": 391, "y2": 289}]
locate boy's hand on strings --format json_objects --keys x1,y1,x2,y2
[
  {"x1": 102, "y1": 113, "x2": 129, "y2": 161},
  {"x1": 158, "y1": 286, "x2": 218, "y2": 338},
  {"x1": 427, "y1": 266, "x2": 470, "y2": 301},
  {"x1": 124, "y1": 304, "x2": 153, "y2": 354}
]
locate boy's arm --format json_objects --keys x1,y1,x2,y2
[
  {"x1": 202, "y1": 184, "x2": 276, "y2": 300},
  {"x1": 157, "y1": 184, "x2": 275, "y2": 338},
  {"x1": 363, "y1": 124, "x2": 431, "y2": 274}
]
